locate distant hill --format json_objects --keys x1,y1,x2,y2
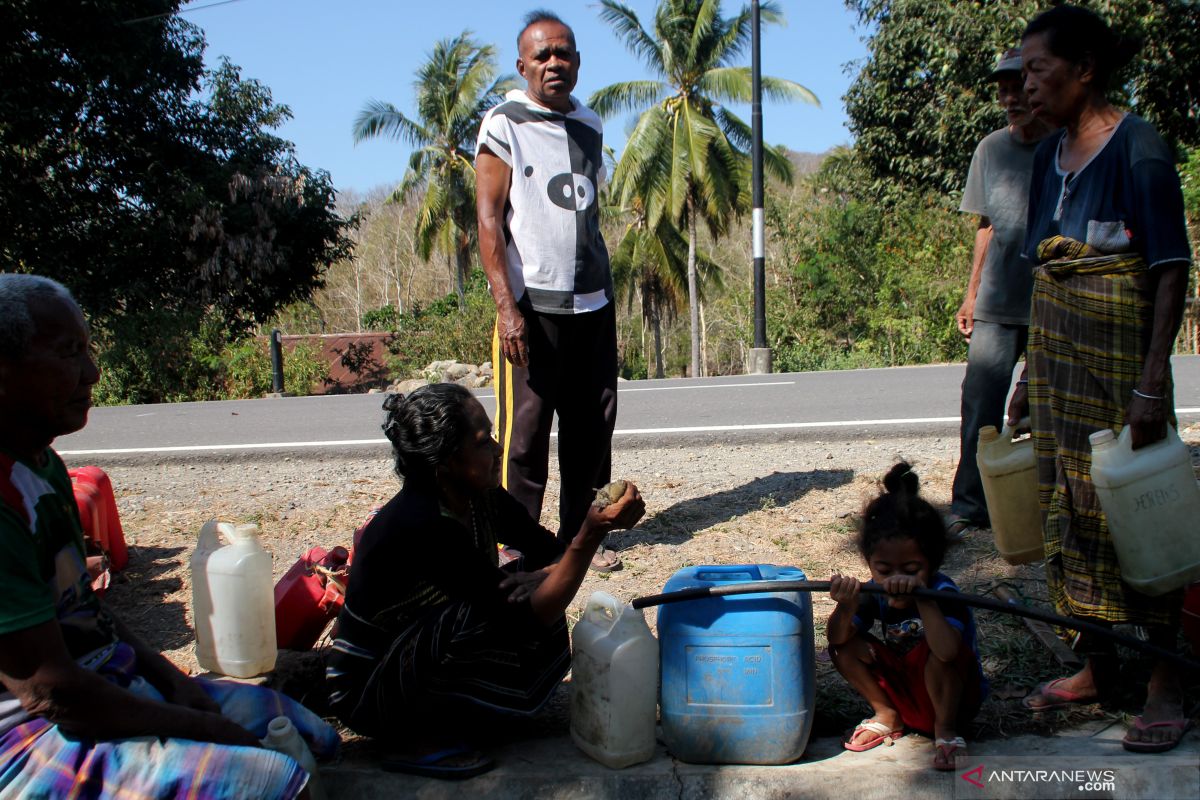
[{"x1": 784, "y1": 149, "x2": 831, "y2": 176}]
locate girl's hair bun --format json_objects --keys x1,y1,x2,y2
[
  {"x1": 858, "y1": 461, "x2": 946, "y2": 571},
  {"x1": 882, "y1": 461, "x2": 919, "y2": 496}
]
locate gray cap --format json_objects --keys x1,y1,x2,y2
[{"x1": 989, "y1": 48, "x2": 1022, "y2": 80}]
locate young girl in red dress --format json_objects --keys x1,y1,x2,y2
[{"x1": 827, "y1": 463, "x2": 987, "y2": 770}]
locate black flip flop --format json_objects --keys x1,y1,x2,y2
[{"x1": 382, "y1": 744, "x2": 496, "y2": 780}]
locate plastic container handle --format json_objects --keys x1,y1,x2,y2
[
  {"x1": 1001, "y1": 417, "x2": 1031, "y2": 441},
  {"x1": 1116, "y1": 422, "x2": 1179, "y2": 453},
  {"x1": 584, "y1": 593, "x2": 622, "y2": 627},
  {"x1": 695, "y1": 565, "x2": 762, "y2": 582},
  {"x1": 227, "y1": 523, "x2": 259, "y2": 543},
  {"x1": 197, "y1": 519, "x2": 225, "y2": 554}
]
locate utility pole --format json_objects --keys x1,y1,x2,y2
[{"x1": 748, "y1": 0, "x2": 771, "y2": 374}]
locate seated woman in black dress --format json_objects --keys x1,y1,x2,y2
[{"x1": 326, "y1": 383, "x2": 644, "y2": 777}]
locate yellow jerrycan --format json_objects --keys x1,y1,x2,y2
[{"x1": 976, "y1": 421, "x2": 1044, "y2": 564}]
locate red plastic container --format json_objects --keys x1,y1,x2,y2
[
  {"x1": 274, "y1": 546, "x2": 349, "y2": 650},
  {"x1": 69, "y1": 466, "x2": 128, "y2": 571},
  {"x1": 72, "y1": 481, "x2": 105, "y2": 553}
]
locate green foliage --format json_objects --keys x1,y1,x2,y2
[
  {"x1": 845, "y1": 0, "x2": 1200, "y2": 199},
  {"x1": 220, "y1": 338, "x2": 328, "y2": 399},
  {"x1": 93, "y1": 309, "x2": 328, "y2": 405},
  {"x1": 0, "y1": 1, "x2": 354, "y2": 333},
  {"x1": 94, "y1": 310, "x2": 227, "y2": 406},
  {"x1": 765, "y1": 161, "x2": 970, "y2": 372},
  {"x1": 353, "y1": 33, "x2": 515, "y2": 302},
  {"x1": 1181, "y1": 148, "x2": 1200, "y2": 227},
  {"x1": 385, "y1": 270, "x2": 495, "y2": 378},
  {"x1": 361, "y1": 304, "x2": 401, "y2": 331}
]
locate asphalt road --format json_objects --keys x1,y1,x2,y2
[{"x1": 55, "y1": 357, "x2": 1200, "y2": 461}]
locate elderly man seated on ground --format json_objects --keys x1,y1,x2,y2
[{"x1": 0, "y1": 274, "x2": 337, "y2": 799}]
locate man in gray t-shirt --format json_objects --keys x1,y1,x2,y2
[{"x1": 948, "y1": 49, "x2": 1054, "y2": 537}]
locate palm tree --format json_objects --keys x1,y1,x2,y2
[
  {"x1": 590, "y1": 0, "x2": 818, "y2": 377},
  {"x1": 353, "y1": 33, "x2": 514, "y2": 306},
  {"x1": 611, "y1": 197, "x2": 722, "y2": 378}
]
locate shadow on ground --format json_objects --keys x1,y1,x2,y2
[
  {"x1": 103, "y1": 544, "x2": 192, "y2": 653},
  {"x1": 620, "y1": 469, "x2": 855, "y2": 548}
]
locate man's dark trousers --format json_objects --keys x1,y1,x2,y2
[
  {"x1": 493, "y1": 301, "x2": 618, "y2": 542},
  {"x1": 951, "y1": 319, "x2": 1028, "y2": 526}
]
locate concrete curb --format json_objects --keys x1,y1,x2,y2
[{"x1": 321, "y1": 719, "x2": 1200, "y2": 799}]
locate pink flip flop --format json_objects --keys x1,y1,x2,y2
[
  {"x1": 844, "y1": 719, "x2": 903, "y2": 752},
  {"x1": 934, "y1": 736, "x2": 967, "y2": 771},
  {"x1": 1022, "y1": 677, "x2": 1099, "y2": 711},
  {"x1": 1122, "y1": 716, "x2": 1194, "y2": 753}
]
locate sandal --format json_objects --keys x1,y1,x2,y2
[
  {"x1": 1022, "y1": 677, "x2": 1099, "y2": 711},
  {"x1": 945, "y1": 518, "x2": 976, "y2": 542},
  {"x1": 589, "y1": 545, "x2": 622, "y2": 572},
  {"x1": 933, "y1": 736, "x2": 966, "y2": 771},
  {"x1": 382, "y1": 744, "x2": 496, "y2": 780},
  {"x1": 843, "y1": 718, "x2": 903, "y2": 752},
  {"x1": 1122, "y1": 716, "x2": 1194, "y2": 753}
]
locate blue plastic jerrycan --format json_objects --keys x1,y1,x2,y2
[{"x1": 658, "y1": 564, "x2": 815, "y2": 764}]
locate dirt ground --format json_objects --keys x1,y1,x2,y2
[{"x1": 87, "y1": 426, "x2": 1200, "y2": 745}]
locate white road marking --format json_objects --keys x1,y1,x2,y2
[
  {"x1": 472, "y1": 380, "x2": 794, "y2": 399},
  {"x1": 616, "y1": 381, "x2": 795, "y2": 393},
  {"x1": 57, "y1": 407, "x2": 1200, "y2": 455},
  {"x1": 613, "y1": 417, "x2": 960, "y2": 435},
  {"x1": 59, "y1": 439, "x2": 386, "y2": 455}
]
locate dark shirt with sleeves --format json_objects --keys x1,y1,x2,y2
[
  {"x1": 1023, "y1": 115, "x2": 1192, "y2": 268},
  {"x1": 329, "y1": 484, "x2": 565, "y2": 675},
  {"x1": 850, "y1": 572, "x2": 989, "y2": 698}
]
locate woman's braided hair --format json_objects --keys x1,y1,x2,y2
[
  {"x1": 381, "y1": 383, "x2": 475, "y2": 484},
  {"x1": 857, "y1": 462, "x2": 948, "y2": 572}
]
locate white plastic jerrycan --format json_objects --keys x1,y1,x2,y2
[
  {"x1": 191, "y1": 520, "x2": 277, "y2": 677},
  {"x1": 977, "y1": 421, "x2": 1044, "y2": 564},
  {"x1": 261, "y1": 716, "x2": 327, "y2": 800},
  {"x1": 1090, "y1": 424, "x2": 1200, "y2": 595},
  {"x1": 570, "y1": 591, "x2": 658, "y2": 768}
]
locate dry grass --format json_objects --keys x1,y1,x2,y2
[{"x1": 94, "y1": 431, "x2": 1200, "y2": 748}]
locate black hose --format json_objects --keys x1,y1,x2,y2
[{"x1": 631, "y1": 580, "x2": 1200, "y2": 672}]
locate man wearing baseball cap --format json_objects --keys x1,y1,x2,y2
[{"x1": 947, "y1": 49, "x2": 1055, "y2": 540}]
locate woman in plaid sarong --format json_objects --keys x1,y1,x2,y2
[{"x1": 1006, "y1": 6, "x2": 1193, "y2": 752}]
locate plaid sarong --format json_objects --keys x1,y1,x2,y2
[
  {"x1": 1027, "y1": 235, "x2": 1180, "y2": 626},
  {"x1": 0, "y1": 643, "x2": 339, "y2": 800},
  {"x1": 329, "y1": 598, "x2": 569, "y2": 738}
]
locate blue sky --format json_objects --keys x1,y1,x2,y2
[{"x1": 187, "y1": 0, "x2": 869, "y2": 195}]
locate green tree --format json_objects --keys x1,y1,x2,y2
[
  {"x1": 0, "y1": 0, "x2": 353, "y2": 331},
  {"x1": 844, "y1": 0, "x2": 1200, "y2": 199},
  {"x1": 353, "y1": 33, "x2": 514, "y2": 306},
  {"x1": 590, "y1": 0, "x2": 817, "y2": 377},
  {"x1": 610, "y1": 200, "x2": 721, "y2": 378}
]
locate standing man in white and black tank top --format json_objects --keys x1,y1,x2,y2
[{"x1": 476, "y1": 10, "x2": 621, "y2": 571}]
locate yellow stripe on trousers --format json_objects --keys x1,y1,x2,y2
[{"x1": 492, "y1": 319, "x2": 515, "y2": 489}]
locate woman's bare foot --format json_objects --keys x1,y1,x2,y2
[
  {"x1": 846, "y1": 709, "x2": 903, "y2": 749},
  {"x1": 1124, "y1": 662, "x2": 1187, "y2": 751},
  {"x1": 1023, "y1": 659, "x2": 1109, "y2": 710}
]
